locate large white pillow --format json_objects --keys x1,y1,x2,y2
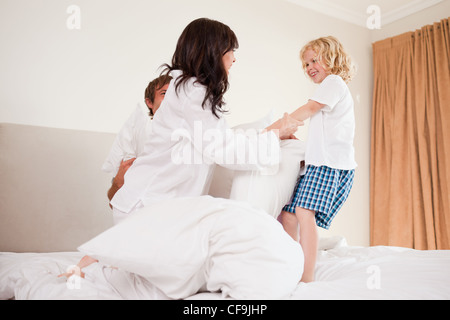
[
  {"x1": 78, "y1": 196, "x2": 303, "y2": 299},
  {"x1": 229, "y1": 139, "x2": 306, "y2": 218},
  {"x1": 205, "y1": 198, "x2": 304, "y2": 299}
]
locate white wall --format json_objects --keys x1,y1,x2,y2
[
  {"x1": 0, "y1": 0, "x2": 377, "y2": 245},
  {"x1": 371, "y1": 1, "x2": 450, "y2": 43}
]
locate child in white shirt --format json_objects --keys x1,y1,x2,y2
[{"x1": 280, "y1": 36, "x2": 357, "y2": 282}]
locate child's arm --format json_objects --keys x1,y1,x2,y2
[
  {"x1": 264, "y1": 113, "x2": 304, "y2": 139},
  {"x1": 290, "y1": 100, "x2": 325, "y2": 122}
]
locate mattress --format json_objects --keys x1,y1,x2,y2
[
  {"x1": 1, "y1": 196, "x2": 449, "y2": 301},
  {"x1": 1, "y1": 237, "x2": 449, "y2": 300}
]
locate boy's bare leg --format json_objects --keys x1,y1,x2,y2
[
  {"x1": 296, "y1": 207, "x2": 318, "y2": 283},
  {"x1": 279, "y1": 210, "x2": 299, "y2": 242}
]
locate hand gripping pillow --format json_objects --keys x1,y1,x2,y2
[
  {"x1": 229, "y1": 139, "x2": 306, "y2": 218},
  {"x1": 78, "y1": 196, "x2": 303, "y2": 299}
]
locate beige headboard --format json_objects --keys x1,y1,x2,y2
[{"x1": 0, "y1": 123, "x2": 115, "y2": 252}]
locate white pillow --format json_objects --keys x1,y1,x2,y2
[
  {"x1": 206, "y1": 198, "x2": 304, "y2": 299},
  {"x1": 231, "y1": 109, "x2": 275, "y2": 130},
  {"x1": 78, "y1": 196, "x2": 303, "y2": 299},
  {"x1": 229, "y1": 139, "x2": 306, "y2": 218},
  {"x1": 207, "y1": 110, "x2": 274, "y2": 199}
]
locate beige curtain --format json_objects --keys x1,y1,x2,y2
[{"x1": 370, "y1": 18, "x2": 450, "y2": 250}]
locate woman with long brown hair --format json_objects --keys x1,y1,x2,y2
[
  {"x1": 60, "y1": 17, "x2": 302, "y2": 280},
  {"x1": 109, "y1": 18, "x2": 301, "y2": 220}
]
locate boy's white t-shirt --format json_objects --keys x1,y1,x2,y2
[
  {"x1": 101, "y1": 104, "x2": 152, "y2": 177},
  {"x1": 305, "y1": 74, "x2": 357, "y2": 170}
]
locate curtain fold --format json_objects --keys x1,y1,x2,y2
[{"x1": 370, "y1": 18, "x2": 450, "y2": 250}]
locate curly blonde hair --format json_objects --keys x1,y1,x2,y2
[{"x1": 299, "y1": 36, "x2": 356, "y2": 83}]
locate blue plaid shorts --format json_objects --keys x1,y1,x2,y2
[{"x1": 282, "y1": 165, "x2": 355, "y2": 229}]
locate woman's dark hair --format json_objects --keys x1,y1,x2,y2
[{"x1": 162, "y1": 18, "x2": 239, "y2": 118}]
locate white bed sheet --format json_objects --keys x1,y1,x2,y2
[
  {"x1": 2, "y1": 237, "x2": 450, "y2": 300},
  {"x1": 0, "y1": 252, "x2": 169, "y2": 300},
  {"x1": 292, "y1": 245, "x2": 450, "y2": 300}
]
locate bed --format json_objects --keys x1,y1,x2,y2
[
  {"x1": 1, "y1": 123, "x2": 449, "y2": 301},
  {"x1": 2, "y1": 235, "x2": 450, "y2": 300}
]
